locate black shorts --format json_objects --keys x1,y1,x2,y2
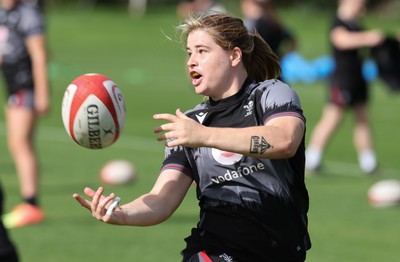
[
  {"x1": 1, "y1": 58, "x2": 34, "y2": 96},
  {"x1": 186, "y1": 251, "x2": 306, "y2": 262},
  {"x1": 6, "y1": 89, "x2": 34, "y2": 109},
  {"x1": 181, "y1": 204, "x2": 308, "y2": 262},
  {"x1": 329, "y1": 74, "x2": 368, "y2": 107}
]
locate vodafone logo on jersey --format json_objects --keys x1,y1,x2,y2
[
  {"x1": 211, "y1": 148, "x2": 243, "y2": 165},
  {"x1": 210, "y1": 148, "x2": 266, "y2": 185}
]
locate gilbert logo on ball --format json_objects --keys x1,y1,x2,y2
[{"x1": 61, "y1": 73, "x2": 126, "y2": 149}]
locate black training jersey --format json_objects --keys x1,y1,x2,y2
[
  {"x1": 0, "y1": 2, "x2": 45, "y2": 65},
  {"x1": 254, "y1": 17, "x2": 294, "y2": 59},
  {"x1": 331, "y1": 16, "x2": 364, "y2": 77},
  {"x1": 162, "y1": 78, "x2": 308, "y2": 215},
  {"x1": 164, "y1": 79, "x2": 310, "y2": 260},
  {"x1": 329, "y1": 16, "x2": 368, "y2": 106},
  {"x1": 0, "y1": 3, "x2": 44, "y2": 95}
]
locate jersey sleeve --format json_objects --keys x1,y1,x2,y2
[
  {"x1": 19, "y1": 7, "x2": 45, "y2": 38},
  {"x1": 260, "y1": 81, "x2": 305, "y2": 125},
  {"x1": 161, "y1": 143, "x2": 194, "y2": 179}
]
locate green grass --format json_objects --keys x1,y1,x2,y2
[{"x1": 1, "y1": 5, "x2": 399, "y2": 262}]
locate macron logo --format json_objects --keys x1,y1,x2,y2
[{"x1": 195, "y1": 112, "x2": 208, "y2": 124}]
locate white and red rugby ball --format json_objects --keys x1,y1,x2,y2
[
  {"x1": 61, "y1": 73, "x2": 126, "y2": 149},
  {"x1": 99, "y1": 160, "x2": 136, "y2": 186},
  {"x1": 368, "y1": 179, "x2": 400, "y2": 207}
]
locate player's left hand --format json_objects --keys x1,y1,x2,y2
[{"x1": 153, "y1": 108, "x2": 206, "y2": 148}]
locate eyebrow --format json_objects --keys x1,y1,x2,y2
[{"x1": 186, "y1": 44, "x2": 209, "y2": 51}]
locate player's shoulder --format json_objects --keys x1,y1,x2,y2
[
  {"x1": 252, "y1": 79, "x2": 295, "y2": 94},
  {"x1": 184, "y1": 102, "x2": 208, "y2": 118},
  {"x1": 16, "y1": 3, "x2": 44, "y2": 33},
  {"x1": 254, "y1": 79, "x2": 301, "y2": 107},
  {"x1": 17, "y1": 2, "x2": 35, "y2": 12},
  {"x1": 16, "y1": 2, "x2": 42, "y2": 20}
]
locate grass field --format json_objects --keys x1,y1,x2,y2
[{"x1": 1, "y1": 3, "x2": 400, "y2": 262}]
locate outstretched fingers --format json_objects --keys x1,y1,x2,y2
[
  {"x1": 153, "y1": 113, "x2": 177, "y2": 122},
  {"x1": 175, "y1": 108, "x2": 190, "y2": 119},
  {"x1": 153, "y1": 109, "x2": 196, "y2": 146},
  {"x1": 153, "y1": 123, "x2": 176, "y2": 134},
  {"x1": 153, "y1": 113, "x2": 178, "y2": 137},
  {"x1": 90, "y1": 187, "x2": 113, "y2": 219},
  {"x1": 83, "y1": 187, "x2": 96, "y2": 197},
  {"x1": 73, "y1": 187, "x2": 118, "y2": 221},
  {"x1": 72, "y1": 186, "x2": 98, "y2": 210},
  {"x1": 72, "y1": 193, "x2": 91, "y2": 210}
]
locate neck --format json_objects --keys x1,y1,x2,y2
[{"x1": 211, "y1": 69, "x2": 248, "y2": 101}]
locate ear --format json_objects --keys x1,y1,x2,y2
[{"x1": 230, "y1": 47, "x2": 243, "y2": 67}]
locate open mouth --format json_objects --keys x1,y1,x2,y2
[
  {"x1": 190, "y1": 71, "x2": 202, "y2": 80},
  {"x1": 190, "y1": 71, "x2": 203, "y2": 87}
]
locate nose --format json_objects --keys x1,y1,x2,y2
[{"x1": 187, "y1": 54, "x2": 197, "y2": 68}]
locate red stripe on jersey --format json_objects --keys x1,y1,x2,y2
[
  {"x1": 199, "y1": 251, "x2": 213, "y2": 262},
  {"x1": 264, "y1": 112, "x2": 305, "y2": 124},
  {"x1": 161, "y1": 164, "x2": 193, "y2": 178}
]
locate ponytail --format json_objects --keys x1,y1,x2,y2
[{"x1": 242, "y1": 33, "x2": 281, "y2": 82}]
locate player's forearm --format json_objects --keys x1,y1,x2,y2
[
  {"x1": 120, "y1": 194, "x2": 175, "y2": 226},
  {"x1": 32, "y1": 50, "x2": 48, "y2": 97},
  {"x1": 33, "y1": 68, "x2": 48, "y2": 101},
  {"x1": 27, "y1": 36, "x2": 49, "y2": 97},
  {"x1": 203, "y1": 125, "x2": 298, "y2": 159},
  {"x1": 332, "y1": 29, "x2": 383, "y2": 50},
  {"x1": 117, "y1": 170, "x2": 191, "y2": 226}
]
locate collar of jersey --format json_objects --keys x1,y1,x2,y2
[{"x1": 208, "y1": 78, "x2": 255, "y2": 107}]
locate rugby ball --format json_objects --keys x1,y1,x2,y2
[
  {"x1": 368, "y1": 179, "x2": 400, "y2": 207},
  {"x1": 99, "y1": 160, "x2": 136, "y2": 186},
  {"x1": 61, "y1": 73, "x2": 126, "y2": 149}
]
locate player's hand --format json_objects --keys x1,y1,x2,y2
[
  {"x1": 34, "y1": 92, "x2": 50, "y2": 116},
  {"x1": 366, "y1": 30, "x2": 385, "y2": 47},
  {"x1": 153, "y1": 108, "x2": 207, "y2": 148},
  {"x1": 72, "y1": 187, "x2": 125, "y2": 225}
]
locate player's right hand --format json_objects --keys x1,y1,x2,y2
[{"x1": 73, "y1": 187, "x2": 125, "y2": 225}]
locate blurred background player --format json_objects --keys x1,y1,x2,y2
[
  {"x1": 0, "y1": 181, "x2": 19, "y2": 262},
  {"x1": 128, "y1": 0, "x2": 147, "y2": 15},
  {"x1": 0, "y1": 0, "x2": 49, "y2": 227},
  {"x1": 305, "y1": 0, "x2": 384, "y2": 174},
  {"x1": 176, "y1": 0, "x2": 225, "y2": 19},
  {"x1": 241, "y1": 0, "x2": 297, "y2": 60}
]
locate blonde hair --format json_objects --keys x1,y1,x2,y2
[{"x1": 177, "y1": 12, "x2": 281, "y2": 81}]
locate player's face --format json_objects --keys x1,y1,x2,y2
[
  {"x1": 1, "y1": 0, "x2": 18, "y2": 10},
  {"x1": 342, "y1": 0, "x2": 366, "y2": 17},
  {"x1": 186, "y1": 29, "x2": 237, "y2": 100}
]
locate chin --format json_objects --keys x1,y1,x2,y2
[{"x1": 194, "y1": 85, "x2": 206, "y2": 95}]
